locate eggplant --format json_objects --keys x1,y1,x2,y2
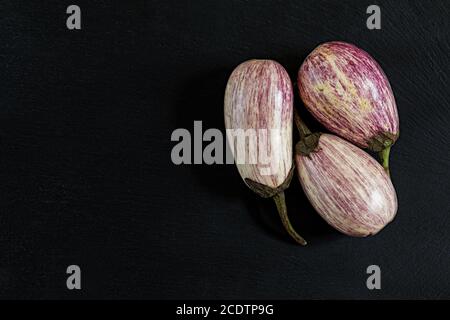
[
  {"x1": 298, "y1": 41, "x2": 399, "y2": 175},
  {"x1": 224, "y1": 59, "x2": 306, "y2": 245},
  {"x1": 294, "y1": 110, "x2": 398, "y2": 236}
]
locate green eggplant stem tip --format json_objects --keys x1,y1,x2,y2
[
  {"x1": 273, "y1": 191, "x2": 307, "y2": 246},
  {"x1": 378, "y1": 146, "x2": 391, "y2": 177}
]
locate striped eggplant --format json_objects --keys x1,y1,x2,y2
[
  {"x1": 224, "y1": 59, "x2": 306, "y2": 245},
  {"x1": 294, "y1": 110, "x2": 397, "y2": 236},
  {"x1": 298, "y1": 41, "x2": 399, "y2": 175}
]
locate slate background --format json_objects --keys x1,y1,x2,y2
[{"x1": 0, "y1": 0, "x2": 449, "y2": 299}]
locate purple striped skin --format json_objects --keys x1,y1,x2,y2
[
  {"x1": 296, "y1": 134, "x2": 398, "y2": 236},
  {"x1": 224, "y1": 59, "x2": 293, "y2": 189},
  {"x1": 298, "y1": 41, "x2": 399, "y2": 149}
]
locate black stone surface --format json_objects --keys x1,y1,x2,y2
[{"x1": 0, "y1": 0, "x2": 449, "y2": 299}]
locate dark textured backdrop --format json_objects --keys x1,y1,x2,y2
[{"x1": 0, "y1": 0, "x2": 449, "y2": 299}]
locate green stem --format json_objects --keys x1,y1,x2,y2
[
  {"x1": 293, "y1": 108, "x2": 311, "y2": 140},
  {"x1": 273, "y1": 191, "x2": 307, "y2": 246},
  {"x1": 378, "y1": 146, "x2": 391, "y2": 177}
]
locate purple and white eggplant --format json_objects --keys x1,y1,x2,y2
[
  {"x1": 294, "y1": 110, "x2": 398, "y2": 236},
  {"x1": 224, "y1": 59, "x2": 306, "y2": 245},
  {"x1": 298, "y1": 41, "x2": 399, "y2": 175}
]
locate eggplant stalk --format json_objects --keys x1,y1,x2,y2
[
  {"x1": 245, "y1": 166, "x2": 306, "y2": 246},
  {"x1": 294, "y1": 108, "x2": 311, "y2": 139},
  {"x1": 273, "y1": 191, "x2": 307, "y2": 246},
  {"x1": 379, "y1": 146, "x2": 391, "y2": 176}
]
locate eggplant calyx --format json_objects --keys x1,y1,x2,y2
[
  {"x1": 293, "y1": 107, "x2": 321, "y2": 156},
  {"x1": 367, "y1": 131, "x2": 398, "y2": 152},
  {"x1": 368, "y1": 131, "x2": 398, "y2": 177},
  {"x1": 295, "y1": 132, "x2": 322, "y2": 157},
  {"x1": 244, "y1": 164, "x2": 294, "y2": 198}
]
